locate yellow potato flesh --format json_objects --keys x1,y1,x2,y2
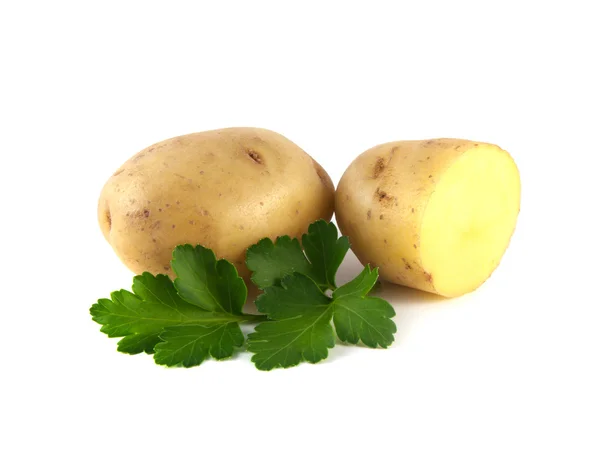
[
  {"x1": 420, "y1": 146, "x2": 521, "y2": 297},
  {"x1": 335, "y1": 139, "x2": 520, "y2": 297}
]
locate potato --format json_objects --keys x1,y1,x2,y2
[
  {"x1": 98, "y1": 127, "x2": 334, "y2": 277},
  {"x1": 335, "y1": 139, "x2": 520, "y2": 297}
]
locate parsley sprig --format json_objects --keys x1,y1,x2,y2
[
  {"x1": 91, "y1": 220, "x2": 397, "y2": 370},
  {"x1": 246, "y1": 220, "x2": 350, "y2": 292}
]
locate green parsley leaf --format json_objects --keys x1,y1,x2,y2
[
  {"x1": 247, "y1": 266, "x2": 397, "y2": 370},
  {"x1": 246, "y1": 220, "x2": 350, "y2": 291},
  {"x1": 90, "y1": 272, "x2": 239, "y2": 355},
  {"x1": 116, "y1": 334, "x2": 162, "y2": 355},
  {"x1": 333, "y1": 266, "x2": 397, "y2": 348},
  {"x1": 154, "y1": 323, "x2": 244, "y2": 367},
  {"x1": 248, "y1": 274, "x2": 335, "y2": 370},
  {"x1": 92, "y1": 222, "x2": 397, "y2": 371},
  {"x1": 246, "y1": 236, "x2": 311, "y2": 290},
  {"x1": 172, "y1": 244, "x2": 247, "y2": 314},
  {"x1": 302, "y1": 220, "x2": 350, "y2": 290}
]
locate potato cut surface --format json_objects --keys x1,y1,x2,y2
[
  {"x1": 335, "y1": 139, "x2": 520, "y2": 297},
  {"x1": 420, "y1": 145, "x2": 520, "y2": 297}
]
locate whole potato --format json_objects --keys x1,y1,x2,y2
[
  {"x1": 98, "y1": 127, "x2": 334, "y2": 277},
  {"x1": 335, "y1": 139, "x2": 520, "y2": 297}
]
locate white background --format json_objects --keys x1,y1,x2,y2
[{"x1": 1, "y1": 1, "x2": 599, "y2": 449}]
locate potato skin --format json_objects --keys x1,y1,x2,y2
[
  {"x1": 335, "y1": 139, "x2": 459, "y2": 293},
  {"x1": 98, "y1": 127, "x2": 334, "y2": 277},
  {"x1": 335, "y1": 139, "x2": 520, "y2": 296}
]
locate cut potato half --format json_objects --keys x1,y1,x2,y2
[{"x1": 335, "y1": 139, "x2": 520, "y2": 297}]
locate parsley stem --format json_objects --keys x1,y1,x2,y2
[{"x1": 239, "y1": 313, "x2": 268, "y2": 323}]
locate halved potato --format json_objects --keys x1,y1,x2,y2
[{"x1": 335, "y1": 139, "x2": 520, "y2": 297}]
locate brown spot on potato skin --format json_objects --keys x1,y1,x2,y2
[
  {"x1": 163, "y1": 265, "x2": 170, "y2": 271},
  {"x1": 105, "y1": 210, "x2": 111, "y2": 231},
  {"x1": 367, "y1": 209, "x2": 372, "y2": 219},
  {"x1": 172, "y1": 224, "x2": 176, "y2": 229},
  {"x1": 373, "y1": 157, "x2": 385, "y2": 178},
  {"x1": 411, "y1": 208, "x2": 415, "y2": 213},
  {"x1": 312, "y1": 160, "x2": 330, "y2": 186},
  {"x1": 375, "y1": 187, "x2": 395, "y2": 206},
  {"x1": 143, "y1": 209, "x2": 150, "y2": 217},
  {"x1": 384, "y1": 239, "x2": 388, "y2": 244},
  {"x1": 379, "y1": 214, "x2": 384, "y2": 220},
  {"x1": 413, "y1": 244, "x2": 417, "y2": 249},
  {"x1": 424, "y1": 272, "x2": 433, "y2": 283},
  {"x1": 131, "y1": 210, "x2": 147, "y2": 219},
  {"x1": 246, "y1": 149, "x2": 263, "y2": 164},
  {"x1": 259, "y1": 202, "x2": 264, "y2": 206}
]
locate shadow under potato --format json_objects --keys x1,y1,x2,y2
[
  {"x1": 373, "y1": 280, "x2": 446, "y2": 305},
  {"x1": 243, "y1": 282, "x2": 263, "y2": 315}
]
